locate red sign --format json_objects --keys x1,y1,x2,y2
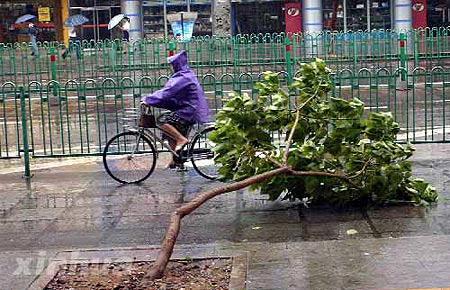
[
  {"x1": 284, "y1": 2, "x2": 301, "y2": 34},
  {"x1": 412, "y1": 0, "x2": 427, "y2": 29}
]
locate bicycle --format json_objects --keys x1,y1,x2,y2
[{"x1": 102, "y1": 104, "x2": 218, "y2": 184}]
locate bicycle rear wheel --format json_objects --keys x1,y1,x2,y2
[
  {"x1": 190, "y1": 127, "x2": 219, "y2": 180},
  {"x1": 103, "y1": 131, "x2": 157, "y2": 184}
]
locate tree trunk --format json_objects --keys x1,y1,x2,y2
[
  {"x1": 145, "y1": 166, "x2": 290, "y2": 279},
  {"x1": 145, "y1": 166, "x2": 354, "y2": 279}
]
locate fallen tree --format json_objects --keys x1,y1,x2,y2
[{"x1": 146, "y1": 59, "x2": 437, "y2": 279}]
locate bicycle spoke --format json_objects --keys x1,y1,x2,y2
[
  {"x1": 190, "y1": 127, "x2": 218, "y2": 180},
  {"x1": 103, "y1": 131, "x2": 156, "y2": 184}
]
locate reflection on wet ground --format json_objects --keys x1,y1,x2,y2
[
  {"x1": 0, "y1": 144, "x2": 449, "y2": 289},
  {"x1": 0, "y1": 144, "x2": 448, "y2": 251}
]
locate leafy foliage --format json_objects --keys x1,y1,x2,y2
[{"x1": 210, "y1": 59, "x2": 437, "y2": 207}]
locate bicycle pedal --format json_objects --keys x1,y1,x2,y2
[
  {"x1": 173, "y1": 155, "x2": 182, "y2": 164},
  {"x1": 181, "y1": 150, "x2": 189, "y2": 158},
  {"x1": 176, "y1": 164, "x2": 188, "y2": 172},
  {"x1": 174, "y1": 150, "x2": 188, "y2": 163}
]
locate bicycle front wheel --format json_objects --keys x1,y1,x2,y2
[
  {"x1": 103, "y1": 131, "x2": 157, "y2": 184},
  {"x1": 190, "y1": 127, "x2": 219, "y2": 180}
]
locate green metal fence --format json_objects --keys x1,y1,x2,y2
[
  {"x1": 0, "y1": 83, "x2": 20, "y2": 159},
  {"x1": 1, "y1": 67, "x2": 450, "y2": 161},
  {"x1": 3, "y1": 28, "x2": 450, "y2": 87},
  {"x1": 2, "y1": 29, "x2": 450, "y2": 176}
]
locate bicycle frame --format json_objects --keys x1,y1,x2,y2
[
  {"x1": 128, "y1": 124, "x2": 210, "y2": 161},
  {"x1": 103, "y1": 121, "x2": 217, "y2": 183},
  {"x1": 126, "y1": 127, "x2": 177, "y2": 157}
]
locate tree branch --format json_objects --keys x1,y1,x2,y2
[
  {"x1": 283, "y1": 105, "x2": 301, "y2": 164},
  {"x1": 146, "y1": 163, "x2": 363, "y2": 281},
  {"x1": 267, "y1": 155, "x2": 284, "y2": 168},
  {"x1": 145, "y1": 166, "x2": 290, "y2": 280},
  {"x1": 283, "y1": 83, "x2": 323, "y2": 164},
  {"x1": 286, "y1": 168, "x2": 361, "y2": 188},
  {"x1": 255, "y1": 151, "x2": 284, "y2": 168},
  {"x1": 348, "y1": 158, "x2": 373, "y2": 179}
]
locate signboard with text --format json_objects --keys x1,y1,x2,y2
[{"x1": 38, "y1": 7, "x2": 51, "y2": 22}]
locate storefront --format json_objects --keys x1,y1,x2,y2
[
  {"x1": 322, "y1": 0, "x2": 430, "y2": 32},
  {"x1": 427, "y1": 0, "x2": 450, "y2": 28},
  {"x1": 0, "y1": 0, "x2": 65, "y2": 43},
  {"x1": 68, "y1": 0, "x2": 121, "y2": 41},
  {"x1": 142, "y1": 0, "x2": 212, "y2": 39},
  {"x1": 229, "y1": 0, "x2": 436, "y2": 36},
  {"x1": 323, "y1": 0, "x2": 393, "y2": 31},
  {"x1": 2, "y1": 0, "x2": 447, "y2": 44},
  {"x1": 231, "y1": 0, "x2": 284, "y2": 34},
  {"x1": 67, "y1": 0, "x2": 212, "y2": 41}
]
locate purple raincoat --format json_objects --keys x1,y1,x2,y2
[{"x1": 141, "y1": 50, "x2": 210, "y2": 123}]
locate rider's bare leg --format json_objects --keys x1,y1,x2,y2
[
  {"x1": 165, "y1": 139, "x2": 176, "y2": 168},
  {"x1": 160, "y1": 123, "x2": 188, "y2": 151},
  {"x1": 161, "y1": 123, "x2": 188, "y2": 168}
]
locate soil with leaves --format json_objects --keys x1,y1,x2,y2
[{"x1": 44, "y1": 259, "x2": 231, "y2": 290}]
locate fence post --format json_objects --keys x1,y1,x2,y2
[
  {"x1": 399, "y1": 32, "x2": 407, "y2": 81},
  {"x1": 19, "y1": 87, "x2": 31, "y2": 179},
  {"x1": 412, "y1": 30, "x2": 419, "y2": 67},
  {"x1": 352, "y1": 33, "x2": 358, "y2": 73},
  {"x1": 232, "y1": 36, "x2": 238, "y2": 77},
  {"x1": 285, "y1": 36, "x2": 292, "y2": 85},
  {"x1": 168, "y1": 40, "x2": 176, "y2": 57},
  {"x1": 49, "y1": 45, "x2": 58, "y2": 96}
]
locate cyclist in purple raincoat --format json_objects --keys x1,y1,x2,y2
[{"x1": 141, "y1": 50, "x2": 210, "y2": 167}]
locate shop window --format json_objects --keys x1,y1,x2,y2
[
  {"x1": 95, "y1": 0, "x2": 121, "y2": 6},
  {"x1": 70, "y1": 0, "x2": 129, "y2": 7},
  {"x1": 0, "y1": 3, "x2": 55, "y2": 43},
  {"x1": 427, "y1": 0, "x2": 450, "y2": 28},
  {"x1": 70, "y1": 0, "x2": 94, "y2": 7},
  {"x1": 142, "y1": 1, "x2": 212, "y2": 38},
  {"x1": 234, "y1": 2, "x2": 283, "y2": 34},
  {"x1": 323, "y1": 0, "x2": 391, "y2": 32}
]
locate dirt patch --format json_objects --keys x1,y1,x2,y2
[{"x1": 43, "y1": 259, "x2": 231, "y2": 290}]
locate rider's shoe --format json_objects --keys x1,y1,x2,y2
[
  {"x1": 175, "y1": 142, "x2": 187, "y2": 153},
  {"x1": 176, "y1": 163, "x2": 188, "y2": 172}
]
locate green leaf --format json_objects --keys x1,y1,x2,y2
[{"x1": 212, "y1": 59, "x2": 437, "y2": 208}]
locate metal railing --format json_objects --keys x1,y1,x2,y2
[
  {"x1": 2, "y1": 28, "x2": 450, "y2": 86},
  {"x1": 2, "y1": 67, "x2": 450, "y2": 160},
  {"x1": 2, "y1": 28, "x2": 450, "y2": 176}
]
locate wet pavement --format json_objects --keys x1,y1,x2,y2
[{"x1": 1, "y1": 144, "x2": 450, "y2": 289}]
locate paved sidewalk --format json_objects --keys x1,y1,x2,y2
[
  {"x1": 26, "y1": 237, "x2": 450, "y2": 290},
  {"x1": 0, "y1": 144, "x2": 450, "y2": 289}
]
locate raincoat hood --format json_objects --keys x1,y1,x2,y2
[{"x1": 167, "y1": 50, "x2": 189, "y2": 72}]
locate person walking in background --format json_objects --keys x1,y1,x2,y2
[
  {"x1": 62, "y1": 25, "x2": 81, "y2": 59},
  {"x1": 119, "y1": 17, "x2": 130, "y2": 53},
  {"x1": 28, "y1": 23, "x2": 38, "y2": 56}
]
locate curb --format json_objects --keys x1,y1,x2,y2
[
  {"x1": 27, "y1": 244, "x2": 248, "y2": 290},
  {"x1": 229, "y1": 252, "x2": 249, "y2": 290}
]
